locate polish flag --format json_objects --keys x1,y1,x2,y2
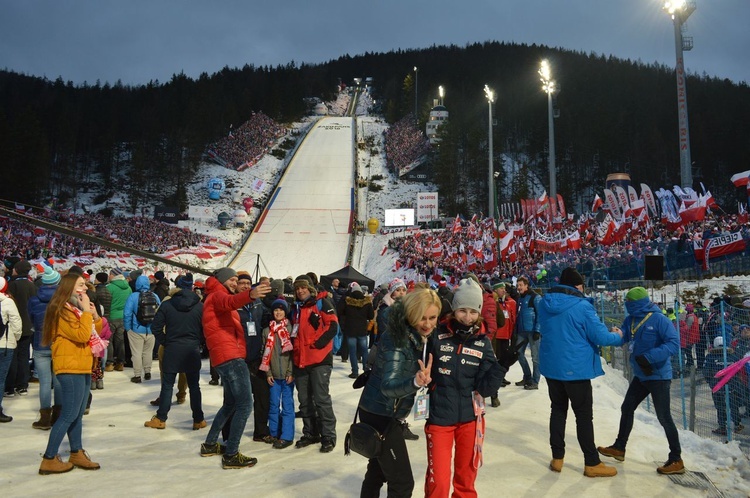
[{"x1": 591, "y1": 194, "x2": 604, "y2": 213}]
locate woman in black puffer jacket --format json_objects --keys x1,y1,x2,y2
[{"x1": 357, "y1": 289, "x2": 441, "y2": 498}]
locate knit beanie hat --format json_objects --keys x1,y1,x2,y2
[
  {"x1": 95, "y1": 272, "x2": 109, "y2": 284},
  {"x1": 625, "y1": 287, "x2": 649, "y2": 301},
  {"x1": 559, "y1": 267, "x2": 584, "y2": 288},
  {"x1": 464, "y1": 273, "x2": 481, "y2": 286},
  {"x1": 154, "y1": 270, "x2": 165, "y2": 281},
  {"x1": 271, "y1": 298, "x2": 290, "y2": 315},
  {"x1": 713, "y1": 336, "x2": 724, "y2": 349},
  {"x1": 270, "y1": 279, "x2": 285, "y2": 298},
  {"x1": 214, "y1": 267, "x2": 237, "y2": 284},
  {"x1": 349, "y1": 282, "x2": 362, "y2": 293},
  {"x1": 451, "y1": 278, "x2": 483, "y2": 312},
  {"x1": 110, "y1": 267, "x2": 123, "y2": 277},
  {"x1": 41, "y1": 266, "x2": 61, "y2": 286},
  {"x1": 490, "y1": 278, "x2": 505, "y2": 291},
  {"x1": 389, "y1": 278, "x2": 407, "y2": 294},
  {"x1": 176, "y1": 273, "x2": 194, "y2": 289},
  {"x1": 129, "y1": 269, "x2": 143, "y2": 281},
  {"x1": 236, "y1": 271, "x2": 252, "y2": 282}
]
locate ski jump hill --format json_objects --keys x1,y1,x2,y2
[{"x1": 231, "y1": 116, "x2": 355, "y2": 278}]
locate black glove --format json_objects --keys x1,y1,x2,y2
[
  {"x1": 532, "y1": 332, "x2": 540, "y2": 341},
  {"x1": 500, "y1": 350, "x2": 519, "y2": 369},
  {"x1": 635, "y1": 355, "x2": 653, "y2": 376},
  {"x1": 308, "y1": 312, "x2": 320, "y2": 330}
]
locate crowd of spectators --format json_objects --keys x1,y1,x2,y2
[
  {"x1": 206, "y1": 112, "x2": 286, "y2": 170},
  {"x1": 387, "y1": 212, "x2": 750, "y2": 288},
  {"x1": 383, "y1": 114, "x2": 431, "y2": 175},
  {"x1": 0, "y1": 210, "x2": 213, "y2": 262}
]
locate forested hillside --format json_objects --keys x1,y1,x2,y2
[{"x1": 1, "y1": 41, "x2": 748, "y2": 212}]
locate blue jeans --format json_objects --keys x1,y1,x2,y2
[
  {"x1": 205, "y1": 359, "x2": 252, "y2": 456},
  {"x1": 516, "y1": 331, "x2": 540, "y2": 384},
  {"x1": 33, "y1": 349, "x2": 61, "y2": 409},
  {"x1": 44, "y1": 373, "x2": 90, "y2": 458},
  {"x1": 0, "y1": 348, "x2": 14, "y2": 411},
  {"x1": 614, "y1": 377, "x2": 681, "y2": 462},
  {"x1": 348, "y1": 336, "x2": 368, "y2": 376},
  {"x1": 268, "y1": 378, "x2": 295, "y2": 441},
  {"x1": 157, "y1": 370, "x2": 203, "y2": 423}
]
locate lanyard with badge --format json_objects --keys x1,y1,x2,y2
[
  {"x1": 628, "y1": 312, "x2": 652, "y2": 354},
  {"x1": 412, "y1": 339, "x2": 430, "y2": 421}
]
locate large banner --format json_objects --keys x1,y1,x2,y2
[
  {"x1": 188, "y1": 205, "x2": 214, "y2": 220},
  {"x1": 154, "y1": 205, "x2": 179, "y2": 225},
  {"x1": 416, "y1": 192, "x2": 439, "y2": 222},
  {"x1": 693, "y1": 231, "x2": 746, "y2": 269}
]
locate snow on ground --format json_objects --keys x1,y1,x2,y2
[{"x1": 8, "y1": 91, "x2": 750, "y2": 496}]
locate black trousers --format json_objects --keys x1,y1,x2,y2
[
  {"x1": 359, "y1": 409, "x2": 413, "y2": 498},
  {"x1": 5, "y1": 335, "x2": 31, "y2": 392},
  {"x1": 547, "y1": 378, "x2": 600, "y2": 466}
]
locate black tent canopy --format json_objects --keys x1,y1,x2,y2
[{"x1": 320, "y1": 265, "x2": 375, "y2": 293}]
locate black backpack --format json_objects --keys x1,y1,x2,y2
[{"x1": 136, "y1": 290, "x2": 158, "y2": 326}]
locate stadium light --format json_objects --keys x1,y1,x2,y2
[
  {"x1": 484, "y1": 85, "x2": 495, "y2": 219},
  {"x1": 539, "y1": 60, "x2": 557, "y2": 200},
  {"x1": 438, "y1": 85, "x2": 444, "y2": 106},
  {"x1": 663, "y1": 0, "x2": 695, "y2": 188},
  {"x1": 413, "y1": 66, "x2": 418, "y2": 122}
]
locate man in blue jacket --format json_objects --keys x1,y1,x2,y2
[
  {"x1": 538, "y1": 268, "x2": 623, "y2": 477},
  {"x1": 598, "y1": 286, "x2": 685, "y2": 475},
  {"x1": 515, "y1": 276, "x2": 541, "y2": 389}
]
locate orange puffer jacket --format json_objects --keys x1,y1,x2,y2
[{"x1": 52, "y1": 305, "x2": 101, "y2": 375}]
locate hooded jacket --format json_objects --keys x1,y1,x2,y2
[
  {"x1": 28, "y1": 284, "x2": 57, "y2": 351},
  {"x1": 8, "y1": 274, "x2": 36, "y2": 337},
  {"x1": 202, "y1": 276, "x2": 257, "y2": 367},
  {"x1": 124, "y1": 275, "x2": 161, "y2": 334},
  {"x1": 337, "y1": 290, "x2": 374, "y2": 338},
  {"x1": 621, "y1": 297, "x2": 679, "y2": 381},
  {"x1": 516, "y1": 290, "x2": 540, "y2": 334},
  {"x1": 106, "y1": 276, "x2": 132, "y2": 320},
  {"x1": 538, "y1": 285, "x2": 623, "y2": 381},
  {"x1": 150, "y1": 289, "x2": 203, "y2": 374}
]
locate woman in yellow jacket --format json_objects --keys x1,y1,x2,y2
[{"x1": 39, "y1": 273, "x2": 103, "y2": 475}]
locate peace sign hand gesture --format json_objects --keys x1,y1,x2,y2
[{"x1": 415, "y1": 353, "x2": 433, "y2": 388}]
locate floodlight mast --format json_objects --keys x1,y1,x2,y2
[
  {"x1": 484, "y1": 85, "x2": 495, "y2": 220},
  {"x1": 539, "y1": 60, "x2": 557, "y2": 200},
  {"x1": 664, "y1": 0, "x2": 695, "y2": 188}
]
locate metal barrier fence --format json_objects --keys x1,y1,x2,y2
[{"x1": 593, "y1": 283, "x2": 750, "y2": 456}]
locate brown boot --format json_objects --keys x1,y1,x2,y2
[
  {"x1": 549, "y1": 458, "x2": 564, "y2": 472},
  {"x1": 144, "y1": 416, "x2": 166, "y2": 429},
  {"x1": 32, "y1": 408, "x2": 53, "y2": 430},
  {"x1": 50, "y1": 405, "x2": 62, "y2": 425},
  {"x1": 656, "y1": 459, "x2": 685, "y2": 475},
  {"x1": 597, "y1": 445, "x2": 625, "y2": 461},
  {"x1": 583, "y1": 462, "x2": 617, "y2": 477},
  {"x1": 39, "y1": 455, "x2": 74, "y2": 475},
  {"x1": 192, "y1": 420, "x2": 207, "y2": 430},
  {"x1": 68, "y1": 450, "x2": 100, "y2": 470}
]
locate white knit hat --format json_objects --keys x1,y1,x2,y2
[{"x1": 451, "y1": 278, "x2": 483, "y2": 312}]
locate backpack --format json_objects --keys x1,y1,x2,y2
[{"x1": 136, "y1": 290, "x2": 158, "y2": 326}]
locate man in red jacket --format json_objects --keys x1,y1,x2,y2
[
  {"x1": 291, "y1": 274, "x2": 339, "y2": 453},
  {"x1": 199, "y1": 268, "x2": 270, "y2": 469}
]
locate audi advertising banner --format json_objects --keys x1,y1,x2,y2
[{"x1": 154, "y1": 205, "x2": 180, "y2": 224}]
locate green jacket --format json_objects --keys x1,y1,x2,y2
[{"x1": 106, "y1": 277, "x2": 132, "y2": 320}]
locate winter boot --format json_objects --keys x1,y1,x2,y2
[
  {"x1": 490, "y1": 396, "x2": 501, "y2": 408},
  {"x1": 0, "y1": 408, "x2": 12, "y2": 423},
  {"x1": 68, "y1": 449, "x2": 100, "y2": 470},
  {"x1": 221, "y1": 452, "x2": 258, "y2": 469},
  {"x1": 193, "y1": 420, "x2": 207, "y2": 430},
  {"x1": 656, "y1": 459, "x2": 685, "y2": 475},
  {"x1": 597, "y1": 445, "x2": 625, "y2": 461},
  {"x1": 144, "y1": 416, "x2": 166, "y2": 429},
  {"x1": 32, "y1": 408, "x2": 53, "y2": 430},
  {"x1": 402, "y1": 422, "x2": 419, "y2": 440},
  {"x1": 549, "y1": 458, "x2": 564, "y2": 472},
  {"x1": 583, "y1": 462, "x2": 617, "y2": 477},
  {"x1": 96, "y1": 379, "x2": 103, "y2": 390},
  {"x1": 50, "y1": 405, "x2": 62, "y2": 425},
  {"x1": 39, "y1": 454, "x2": 74, "y2": 475}
]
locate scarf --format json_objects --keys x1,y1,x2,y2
[
  {"x1": 260, "y1": 319, "x2": 293, "y2": 372},
  {"x1": 66, "y1": 303, "x2": 109, "y2": 358},
  {"x1": 472, "y1": 391, "x2": 486, "y2": 470}
]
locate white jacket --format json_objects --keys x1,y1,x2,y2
[{"x1": 0, "y1": 293, "x2": 23, "y2": 350}]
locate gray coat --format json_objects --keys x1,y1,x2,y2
[{"x1": 262, "y1": 318, "x2": 294, "y2": 379}]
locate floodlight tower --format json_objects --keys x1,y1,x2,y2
[
  {"x1": 439, "y1": 85, "x2": 444, "y2": 106},
  {"x1": 484, "y1": 85, "x2": 495, "y2": 219},
  {"x1": 413, "y1": 66, "x2": 419, "y2": 122},
  {"x1": 664, "y1": 0, "x2": 695, "y2": 188},
  {"x1": 539, "y1": 60, "x2": 557, "y2": 200}
]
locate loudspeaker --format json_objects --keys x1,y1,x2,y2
[{"x1": 644, "y1": 255, "x2": 664, "y2": 281}]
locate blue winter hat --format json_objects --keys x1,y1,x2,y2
[
  {"x1": 176, "y1": 273, "x2": 194, "y2": 289},
  {"x1": 41, "y1": 266, "x2": 61, "y2": 285},
  {"x1": 271, "y1": 298, "x2": 289, "y2": 315}
]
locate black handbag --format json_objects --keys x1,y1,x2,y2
[{"x1": 344, "y1": 411, "x2": 385, "y2": 459}]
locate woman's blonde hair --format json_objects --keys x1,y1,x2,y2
[
  {"x1": 42, "y1": 273, "x2": 83, "y2": 347},
  {"x1": 402, "y1": 289, "x2": 442, "y2": 329}
]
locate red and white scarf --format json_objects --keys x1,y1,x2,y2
[
  {"x1": 472, "y1": 391, "x2": 486, "y2": 470},
  {"x1": 260, "y1": 319, "x2": 293, "y2": 372},
  {"x1": 66, "y1": 303, "x2": 109, "y2": 357}
]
